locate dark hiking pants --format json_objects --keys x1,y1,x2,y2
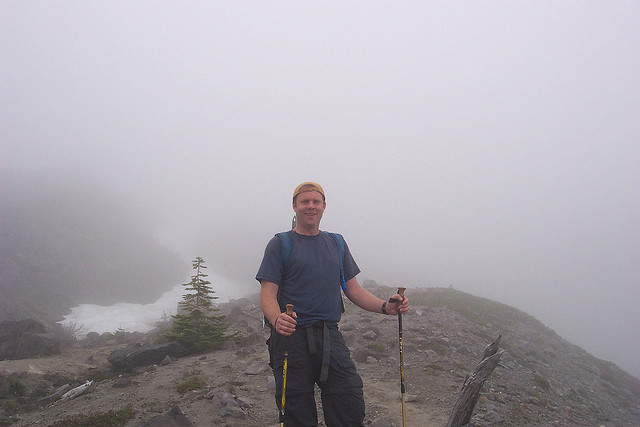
[{"x1": 267, "y1": 321, "x2": 365, "y2": 427}]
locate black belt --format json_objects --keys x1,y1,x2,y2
[{"x1": 304, "y1": 321, "x2": 334, "y2": 383}]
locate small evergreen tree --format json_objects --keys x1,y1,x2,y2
[{"x1": 161, "y1": 257, "x2": 229, "y2": 352}]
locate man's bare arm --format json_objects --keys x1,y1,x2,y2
[
  {"x1": 344, "y1": 277, "x2": 409, "y2": 315},
  {"x1": 260, "y1": 280, "x2": 297, "y2": 335}
]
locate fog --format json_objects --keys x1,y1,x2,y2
[{"x1": 2, "y1": 2, "x2": 638, "y2": 377}]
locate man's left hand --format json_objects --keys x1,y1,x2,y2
[{"x1": 387, "y1": 294, "x2": 410, "y2": 315}]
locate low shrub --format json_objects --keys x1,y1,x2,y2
[
  {"x1": 177, "y1": 370, "x2": 207, "y2": 394},
  {"x1": 534, "y1": 373, "x2": 550, "y2": 390},
  {"x1": 366, "y1": 342, "x2": 387, "y2": 353},
  {"x1": 47, "y1": 406, "x2": 134, "y2": 426},
  {"x1": 7, "y1": 377, "x2": 26, "y2": 396}
]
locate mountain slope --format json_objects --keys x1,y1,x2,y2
[
  {"x1": 0, "y1": 171, "x2": 187, "y2": 323},
  {"x1": 2, "y1": 286, "x2": 639, "y2": 426}
]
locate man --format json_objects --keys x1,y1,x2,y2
[{"x1": 256, "y1": 182, "x2": 410, "y2": 426}]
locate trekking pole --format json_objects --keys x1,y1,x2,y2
[
  {"x1": 280, "y1": 304, "x2": 294, "y2": 427},
  {"x1": 395, "y1": 287, "x2": 407, "y2": 427}
]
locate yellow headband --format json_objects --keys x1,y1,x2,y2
[{"x1": 293, "y1": 182, "x2": 325, "y2": 201}]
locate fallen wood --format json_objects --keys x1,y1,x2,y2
[
  {"x1": 38, "y1": 383, "x2": 70, "y2": 404},
  {"x1": 447, "y1": 335, "x2": 503, "y2": 427},
  {"x1": 57, "y1": 380, "x2": 93, "y2": 404}
]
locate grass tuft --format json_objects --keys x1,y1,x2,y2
[
  {"x1": 47, "y1": 406, "x2": 134, "y2": 427},
  {"x1": 366, "y1": 342, "x2": 387, "y2": 353},
  {"x1": 534, "y1": 373, "x2": 550, "y2": 390},
  {"x1": 177, "y1": 370, "x2": 207, "y2": 394}
]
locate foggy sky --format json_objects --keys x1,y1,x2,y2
[{"x1": 2, "y1": 2, "x2": 639, "y2": 377}]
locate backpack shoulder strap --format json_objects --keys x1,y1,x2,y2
[
  {"x1": 324, "y1": 232, "x2": 347, "y2": 292},
  {"x1": 276, "y1": 231, "x2": 292, "y2": 266},
  {"x1": 265, "y1": 231, "x2": 292, "y2": 328}
]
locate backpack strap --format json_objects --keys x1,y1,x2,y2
[
  {"x1": 271, "y1": 231, "x2": 293, "y2": 317},
  {"x1": 325, "y1": 232, "x2": 347, "y2": 314},
  {"x1": 324, "y1": 232, "x2": 347, "y2": 292},
  {"x1": 277, "y1": 231, "x2": 293, "y2": 266}
]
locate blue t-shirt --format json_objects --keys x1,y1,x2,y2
[{"x1": 256, "y1": 230, "x2": 360, "y2": 327}]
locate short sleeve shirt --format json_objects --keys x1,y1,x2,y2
[{"x1": 256, "y1": 230, "x2": 360, "y2": 327}]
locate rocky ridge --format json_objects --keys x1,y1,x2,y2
[{"x1": 1, "y1": 286, "x2": 639, "y2": 426}]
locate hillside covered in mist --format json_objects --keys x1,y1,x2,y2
[
  {"x1": 3, "y1": 286, "x2": 639, "y2": 426},
  {"x1": 0, "y1": 171, "x2": 187, "y2": 322}
]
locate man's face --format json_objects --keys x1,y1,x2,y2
[{"x1": 293, "y1": 191, "x2": 326, "y2": 229}]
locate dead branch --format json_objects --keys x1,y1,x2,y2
[{"x1": 447, "y1": 335, "x2": 503, "y2": 427}]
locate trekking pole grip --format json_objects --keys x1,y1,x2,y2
[
  {"x1": 397, "y1": 287, "x2": 406, "y2": 302},
  {"x1": 286, "y1": 304, "x2": 294, "y2": 315}
]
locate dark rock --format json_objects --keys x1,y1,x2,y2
[
  {"x1": 227, "y1": 305, "x2": 244, "y2": 320},
  {"x1": 0, "y1": 319, "x2": 46, "y2": 335},
  {"x1": 244, "y1": 361, "x2": 269, "y2": 375},
  {"x1": 107, "y1": 342, "x2": 186, "y2": 372},
  {"x1": 361, "y1": 326, "x2": 380, "y2": 336},
  {"x1": 112, "y1": 377, "x2": 133, "y2": 388},
  {"x1": 237, "y1": 396, "x2": 255, "y2": 408},
  {"x1": 352, "y1": 347, "x2": 372, "y2": 363},
  {"x1": 79, "y1": 332, "x2": 104, "y2": 348},
  {"x1": 362, "y1": 330, "x2": 377, "y2": 339},
  {"x1": 266, "y1": 376, "x2": 276, "y2": 389},
  {"x1": 142, "y1": 405, "x2": 194, "y2": 426},
  {"x1": 0, "y1": 320, "x2": 60, "y2": 360},
  {"x1": 237, "y1": 332, "x2": 263, "y2": 347},
  {"x1": 482, "y1": 410, "x2": 502, "y2": 423},
  {"x1": 220, "y1": 392, "x2": 238, "y2": 407},
  {"x1": 219, "y1": 406, "x2": 246, "y2": 418}
]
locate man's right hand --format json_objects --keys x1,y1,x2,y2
[{"x1": 274, "y1": 310, "x2": 297, "y2": 336}]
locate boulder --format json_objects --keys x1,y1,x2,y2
[
  {"x1": 266, "y1": 376, "x2": 276, "y2": 389},
  {"x1": 352, "y1": 347, "x2": 372, "y2": 363},
  {"x1": 142, "y1": 405, "x2": 193, "y2": 426},
  {"x1": 107, "y1": 342, "x2": 186, "y2": 371},
  {"x1": 0, "y1": 320, "x2": 61, "y2": 360},
  {"x1": 237, "y1": 332, "x2": 263, "y2": 347},
  {"x1": 226, "y1": 305, "x2": 244, "y2": 321},
  {"x1": 244, "y1": 361, "x2": 269, "y2": 375},
  {"x1": 236, "y1": 396, "x2": 255, "y2": 408},
  {"x1": 362, "y1": 330, "x2": 377, "y2": 339}
]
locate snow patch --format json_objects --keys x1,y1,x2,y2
[{"x1": 60, "y1": 272, "x2": 244, "y2": 336}]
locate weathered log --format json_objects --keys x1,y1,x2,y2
[
  {"x1": 482, "y1": 334, "x2": 501, "y2": 360},
  {"x1": 447, "y1": 335, "x2": 503, "y2": 427}
]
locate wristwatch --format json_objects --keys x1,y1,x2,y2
[{"x1": 381, "y1": 301, "x2": 388, "y2": 315}]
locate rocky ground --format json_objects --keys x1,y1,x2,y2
[{"x1": 2, "y1": 286, "x2": 639, "y2": 426}]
